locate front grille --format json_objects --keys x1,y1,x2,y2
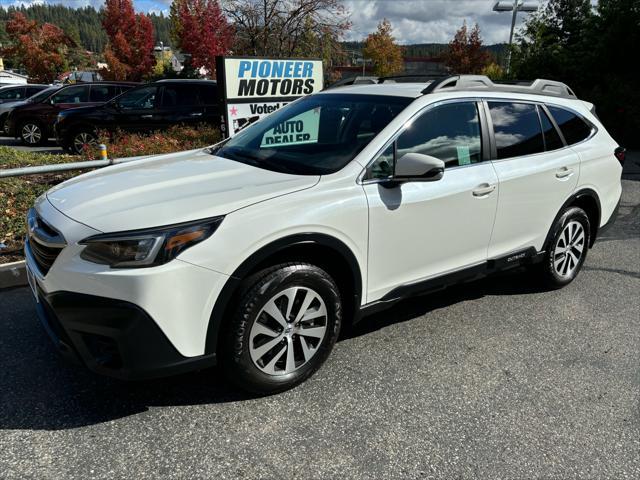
[
  {"x1": 28, "y1": 237, "x2": 64, "y2": 275},
  {"x1": 26, "y1": 209, "x2": 66, "y2": 275}
]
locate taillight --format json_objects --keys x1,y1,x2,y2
[{"x1": 614, "y1": 147, "x2": 626, "y2": 165}]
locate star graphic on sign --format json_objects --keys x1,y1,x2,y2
[{"x1": 230, "y1": 106, "x2": 238, "y2": 116}]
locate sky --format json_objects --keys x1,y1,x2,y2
[{"x1": 0, "y1": 0, "x2": 546, "y2": 44}]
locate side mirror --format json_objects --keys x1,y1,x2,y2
[{"x1": 395, "y1": 152, "x2": 445, "y2": 182}]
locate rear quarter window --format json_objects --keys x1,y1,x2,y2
[{"x1": 547, "y1": 106, "x2": 593, "y2": 145}]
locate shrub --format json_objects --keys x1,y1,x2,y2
[{"x1": 90, "y1": 123, "x2": 222, "y2": 159}]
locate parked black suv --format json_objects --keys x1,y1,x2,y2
[
  {"x1": 54, "y1": 80, "x2": 219, "y2": 153},
  {"x1": 0, "y1": 84, "x2": 49, "y2": 104},
  {"x1": 6, "y1": 82, "x2": 137, "y2": 146}
]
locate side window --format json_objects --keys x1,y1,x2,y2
[
  {"x1": 547, "y1": 105, "x2": 592, "y2": 145},
  {"x1": 51, "y1": 85, "x2": 89, "y2": 104},
  {"x1": 488, "y1": 101, "x2": 544, "y2": 159},
  {"x1": 366, "y1": 143, "x2": 395, "y2": 179},
  {"x1": 397, "y1": 102, "x2": 482, "y2": 168},
  {"x1": 0, "y1": 87, "x2": 23, "y2": 100},
  {"x1": 161, "y1": 85, "x2": 200, "y2": 107},
  {"x1": 89, "y1": 85, "x2": 119, "y2": 102},
  {"x1": 538, "y1": 107, "x2": 564, "y2": 151},
  {"x1": 199, "y1": 85, "x2": 219, "y2": 105},
  {"x1": 26, "y1": 87, "x2": 43, "y2": 97},
  {"x1": 117, "y1": 86, "x2": 158, "y2": 110},
  {"x1": 366, "y1": 102, "x2": 482, "y2": 179}
]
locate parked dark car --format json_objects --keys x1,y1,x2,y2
[
  {"x1": 6, "y1": 82, "x2": 137, "y2": 146},
  {"x1": 0, "y1": 86, "x2": 61, "y2": 134},
  {"x1": 0, "y1": 84, "x2": 49, "y2": 104},
  {"x1": 54, "y1": 80, "x2": 219, "y2": 153}
]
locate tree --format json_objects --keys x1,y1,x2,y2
[
  {"x1": 224, "y1": 0, "x2": 351, "y2": 58},
  {"x1": 0, "y1": 12, "x2": 73, "y2": 83},
  {"x1": 169, "y1": 0, "x2": 233, "y2": 77},
  {"x1": 510, "y1": 0, "x2": 639, "y2": 147},
  {"x1": 101, "y1": 0, "x2": 155, "y2": 81},
  {"x1": 362, "y1": 18, "x2": 403, "y2": 77},
  {"x1": 444, "y1": 21, "x2": 493, "y2": 74}
]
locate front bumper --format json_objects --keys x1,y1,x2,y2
[
  {"x1": 34, "y1": 287, "x2": 216, "y2": 380},
  {"x1": 26, "y1": 196, "x2": 231, "y2": 379}
]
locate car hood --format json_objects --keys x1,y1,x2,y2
[{"x1": 46, "y1": 148, "x2": 319, "y2": 232}]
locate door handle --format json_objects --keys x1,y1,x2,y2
[
  {"x1": 190, "y1": 112, "x2": 203, "y2": 117},
  {"x1": 555, "y1": 166, "x2": 574, "y2": 179},
  {"x1": 472, "y1": 183, "x2": 496, "y2": 197},
  {"x1": 141, "y1": 114, "x2": 153, "y2": 119}
]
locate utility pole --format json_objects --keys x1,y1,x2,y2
[{"x1": 493, "y1": 0, "x2": 538, "y2": 73}]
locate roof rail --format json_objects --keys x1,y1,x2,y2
[
  {"x1": 420, "y1": 75, "x2": 577, "y2": 99},
  {"x1": 379, "y1": 74, "x2": 447, "y2": 84}
]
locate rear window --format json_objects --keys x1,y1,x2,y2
[
  {"x1": 547, "y1": 106, "x2": 593, "y2": 145},
  {"x1": 488, "y1": 101, "x2": 544, "y2": 159}
]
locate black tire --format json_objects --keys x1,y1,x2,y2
[
  {"x1": 0, "y1": 114, "x2": 8, "y2": 135},
  {"x1": 537, "y1": 206, "x2": 590, "y2": 289},
  {"x1": 220, "y1": 263, "x2": 342, "y2": 394},
  {"x1": 70, "y1": 128, "x2": 97, "y2": 155},
  {"x1": 19, "y1": 120, "x2": 46, "y2": 146}
]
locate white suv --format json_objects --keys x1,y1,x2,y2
[{"x1": 25, "y1": 75, "x2": 624, "y2": 393}]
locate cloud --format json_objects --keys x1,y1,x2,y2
[{"x1": 342, "y1": 0, "x2": 543, "y2": 44}]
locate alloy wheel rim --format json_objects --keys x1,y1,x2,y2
[
  {"x1": 553, "y1": 220, "x2": 585, "y2": 277},
  {"x1": 249, "y1": 286, "x2": 328, "y2": 376},
  {"x1": 22, "y1": 124, "x2": 41, "y2": 144},
  {"x1": 73, "y1": 132, "x2": 96, "y2": 153}
]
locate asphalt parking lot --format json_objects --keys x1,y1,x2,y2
[{"x1": 0, "y1": 157, "x2": 638, "y2": 479}]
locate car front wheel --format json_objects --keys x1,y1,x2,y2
[
  {"x1": 20, "y1": 121, "x2": 45, "y2": 146},
  {"x1": 221, "y1": 263, "x2": 342, "y2": 394},
  {"x1": 71, "y1": 129, "x2": 97, "y2": 155}
]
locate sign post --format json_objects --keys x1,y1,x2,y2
[{"x1": 216, "y1": 56, "x2": 324, "y2": 138}]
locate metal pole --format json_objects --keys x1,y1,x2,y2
[
  {"x1": 506, "y1": 0, "x2": 520, "y2": 74},
  {"x1": 0, "y1": 155, "x2": 150, "y2": 178}
]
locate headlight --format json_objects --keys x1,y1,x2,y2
[{"x1": 79, "y1": 216, "x2": 223, "y2": 268}]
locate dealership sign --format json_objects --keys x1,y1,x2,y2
[{"x1": 216, "y1": 57, "x2": 324, "y2": 137}]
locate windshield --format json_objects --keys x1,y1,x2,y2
[
  {"x1": 211, "y1": 93, "x2": 411, "y2": 175},
  {"x1": 28, "y1": 86, "x2": 60, "y2": 103}
]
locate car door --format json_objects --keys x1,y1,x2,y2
[
  {"x1": 157, "y1": 84, "x2": 205, "y2": 129},
  {"x1": 199, "y1": 84, "x2": 220, "y2": 125},
  {"x1": 485, "y1": 100, "x2": 580, "y2": 258},
  {"x1": 112, "y1": 85, "x2": 161, "y2": 133},
  {"x1": 363, "y1": 100, "x2": 499, "y2": 302}
]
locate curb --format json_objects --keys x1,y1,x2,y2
[{"x1": 0, "y1": 260, "x2": 27, "y2": 289}]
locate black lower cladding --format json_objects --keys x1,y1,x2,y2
[{"x1": 35, "y1": 288, "x2": 216, "y2": 380}]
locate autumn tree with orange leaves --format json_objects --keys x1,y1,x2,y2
[
  {"x1": 1, "y1": 12, "x2": 73, "y2": 83},
  {"x1": 101, "y1": 0, "x2": 155, "y2": 81},
  {"x1": 363, "y1": 19, "x2": 404, "y2": 77},
  {"x1": 444, "y1": 21, "x2": 493, "y2": 74}
]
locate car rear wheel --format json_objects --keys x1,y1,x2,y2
[
  {"x1": 221, "y1": 263, "x2": 342, "y2": 394},
  {"x1": 537, "y1": 206, "x2": 590, "y2": 288},
  {"x1": 20, "y1": 121, "x2": 45, "y2": 146},
  {"x1": 71, "y1": 129, "x2": 97, "y2": 155}
]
